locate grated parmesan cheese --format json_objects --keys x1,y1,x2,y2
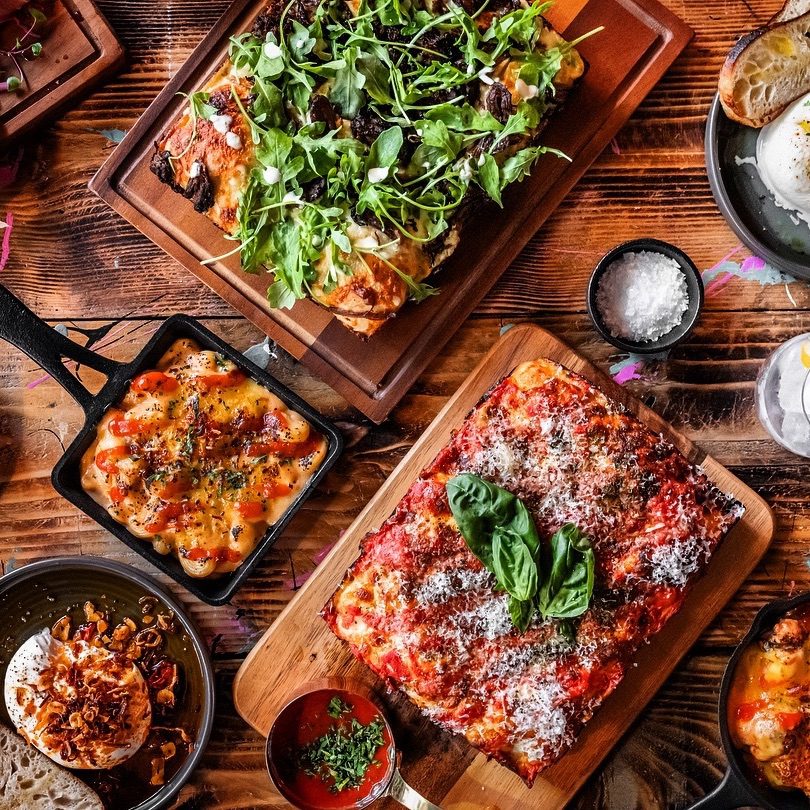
[
  {"x1": 647, "y1": 536, "x2": 710, "y2": 588},
  {"x1": 596, "y1": 250, "x2": 689, "y2": 343}
]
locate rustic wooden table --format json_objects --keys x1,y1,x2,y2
[{"x1": 0, "y1": 0, "x2": 806, "y2": 807}]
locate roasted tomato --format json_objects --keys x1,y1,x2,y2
[
  {"x1": 198, "y1": 369, "x2": 246, "y2": 389},
  {"x1": 95, "y1": 446, "x2": 129, "y2": 475},
  {"x1": 132, "y1": 372, "x2": 179, "y2": 393}
]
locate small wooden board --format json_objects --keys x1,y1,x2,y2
[
  {"x1": 89, "y1": 0, "x2": 692, "y2": 422},
  {"x1": 0, "y1": 0, "x2": 123, "y2": 143},
  {"x1": 233, "y1": 324, "x2": 774, "y2": 809}
]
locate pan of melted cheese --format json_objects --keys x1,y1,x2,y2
[{"x1": 81, "y1": 338, "x2": 327, "y2": 578}]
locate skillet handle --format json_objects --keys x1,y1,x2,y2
[
  {"x1": 0, "y1": 284, "x2": 123, "y2": 414},
  {"x1": 687, "y1": 768, "x2": 758, "y2": 810}
]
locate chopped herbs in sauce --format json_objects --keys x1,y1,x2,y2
[{"x1": 298, "y1": 704, "x2": 386, "y2": 793}]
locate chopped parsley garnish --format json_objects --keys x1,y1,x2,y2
[
  {"x1": 299, "y1": 704, "x2": 386, "y2": 792},
  {"x1": 195, "y1": 0, "x2": 597, "y2": 309},
  {"x1": 327, "y1": 696, "x2": 351, "y2": 718}
]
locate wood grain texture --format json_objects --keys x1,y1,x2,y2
[
  {"x1": 0, "y1": 0, "x2": 123, "y2": 141},
  {"x1": 0, "y1": 0, "x2": 807, "y2": 806},
  {"x1": 89, "y1": 0, "x2": 692, "y2": 422}
]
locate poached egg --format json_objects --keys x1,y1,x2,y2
[
  {"x1": 4, "y1": 629, "x2": 152, "y2": 769},
  {"x1": 757, "y1": 91, "x2": 810, "y2": 227}
]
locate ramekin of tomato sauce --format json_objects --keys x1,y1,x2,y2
[{"x1": 266, "y1": 682, "x2": 440, "y2": 810}]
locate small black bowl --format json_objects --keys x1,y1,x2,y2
[{"x1": 586, "y1": 238, "x2": 705, "y2": 355}]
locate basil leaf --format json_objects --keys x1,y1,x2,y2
[
  {"x1": 492, "y1": 526, "x2": 537, "y2": 602},
  {"x1": 509, "y1": 596, "x2": 534, "y2": 634},
  {"x1": 511, "y1": 499, "x2": 540, "y2": 559},
  {"x1": 446, "y1": 473, "x2": 516, "y2": 569},
  {"x1": 538, "y1": 524, "x2": 595, "y2": 619}
]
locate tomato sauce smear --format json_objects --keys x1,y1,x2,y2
[{"x1": 268, "y1": 689, "x2": 395, "y2": 810}]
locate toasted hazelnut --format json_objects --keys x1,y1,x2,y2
[
  {"x1": 150, "y1": 757, "x2": 165, "y2": 786},
  {"x1": 51, "y1": 616, "x2": 71, "y2": 642}
]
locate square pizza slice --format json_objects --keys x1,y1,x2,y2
[{"x1": 323, "y1": 358, "x2": 744, "y2": 784}]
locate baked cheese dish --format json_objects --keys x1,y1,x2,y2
[
  {"x1": 151, "y1": 0, "x2": 587, "y2": 336},
  {"x1": 81, "y1": 338, "x2": 327, "y2": 578},
  {"x1": 324, "y1": 359, "x2": 744, "y2": 784}
]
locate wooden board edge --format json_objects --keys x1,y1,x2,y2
[{"x1": 1, "y1": 0, "x2": 125, "y2": 143}]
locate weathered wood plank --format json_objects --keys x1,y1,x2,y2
[{"x1": 1, "y1": 0, "x2": 809, "y2": 805}]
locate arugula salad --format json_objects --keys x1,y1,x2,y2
[{"x1": 153, "y1": 0, "x2": 591, "y2": 334}]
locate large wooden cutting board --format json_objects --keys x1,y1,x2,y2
[
  {"x1": 89, "y1": 0, "x2": 692, "y2": 422},
  {"x1": 233, "y1": 324, "x2": 774, "y2": 809},
  {"x1": 0, "y1": 0, "x2": 123, "y2": 142}
]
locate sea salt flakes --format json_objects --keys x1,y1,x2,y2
[{"x1": 596, "y1": 250, "x2": 689, "y2": 343}]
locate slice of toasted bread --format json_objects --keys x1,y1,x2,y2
[
  {"x1": 719, "y1": 11, "x2": 810, "y2": 127},
  {"x1": 772, "y1": 0, "x2": 810, "y2": 23},
  {"x1": 0, "y1": 726, "x2": 103, "y2": 810}
]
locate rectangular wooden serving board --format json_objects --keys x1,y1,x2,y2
[
  {"x1": 232, "y1": 323, "x2": 775, "y2": 810},
  {"x1": 0, "y1": 0, "x2": 123, "y2": 142},
  {"x1": 90, "y1": 0, "x2": 692, "y2": 422}
]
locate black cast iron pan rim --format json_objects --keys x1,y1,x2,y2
[
  {"x1": 0, "y1": 283, "x2": 344, "y2": 606},
  {"x1": 687, "y1": 591, "x2": 810, "y2": 810},
  {"x1": 704, "y1": 93, "x2": 810, "y2": 282},
  {"x1": 586, "y1": 237, "x2": 705, "y2": 356},
  {"x1": 0, "y1": 555, "x2": 216, "y2": 810}
]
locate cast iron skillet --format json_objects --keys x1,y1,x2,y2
[
  {"x1": 688, "y1": 592, "x2": 810, "y2": 810},
  {"x1": 0, "y1": 283, "x2": 343, "y2": 605}
]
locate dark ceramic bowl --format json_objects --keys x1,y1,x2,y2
[
  {"x1": 265, "y1": 679, "x2": 440, "y2": 810},
  {"x1": 705, "y1": 93, "x2": 810, "y2": 281},
  {"x1": 687, "y1": 592, "x2": 810, "y2": 810},
  {"x1": 0, "y1": 557, "x2": 215, "y2": 810},
  {"x1": 587, "y1": 238, "x2": 704, "y2": 355}
]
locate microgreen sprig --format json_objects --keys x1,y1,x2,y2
[{"x1": 0, "y1": 5, "x2": 48, "y2": 93}]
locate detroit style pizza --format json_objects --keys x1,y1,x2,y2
[
  {"x1": 150, "y1": 0, "x2": 587, "y2": 336},
  {"x1": 323, "y1": 358, "x2": 744, "y2": 784}
]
